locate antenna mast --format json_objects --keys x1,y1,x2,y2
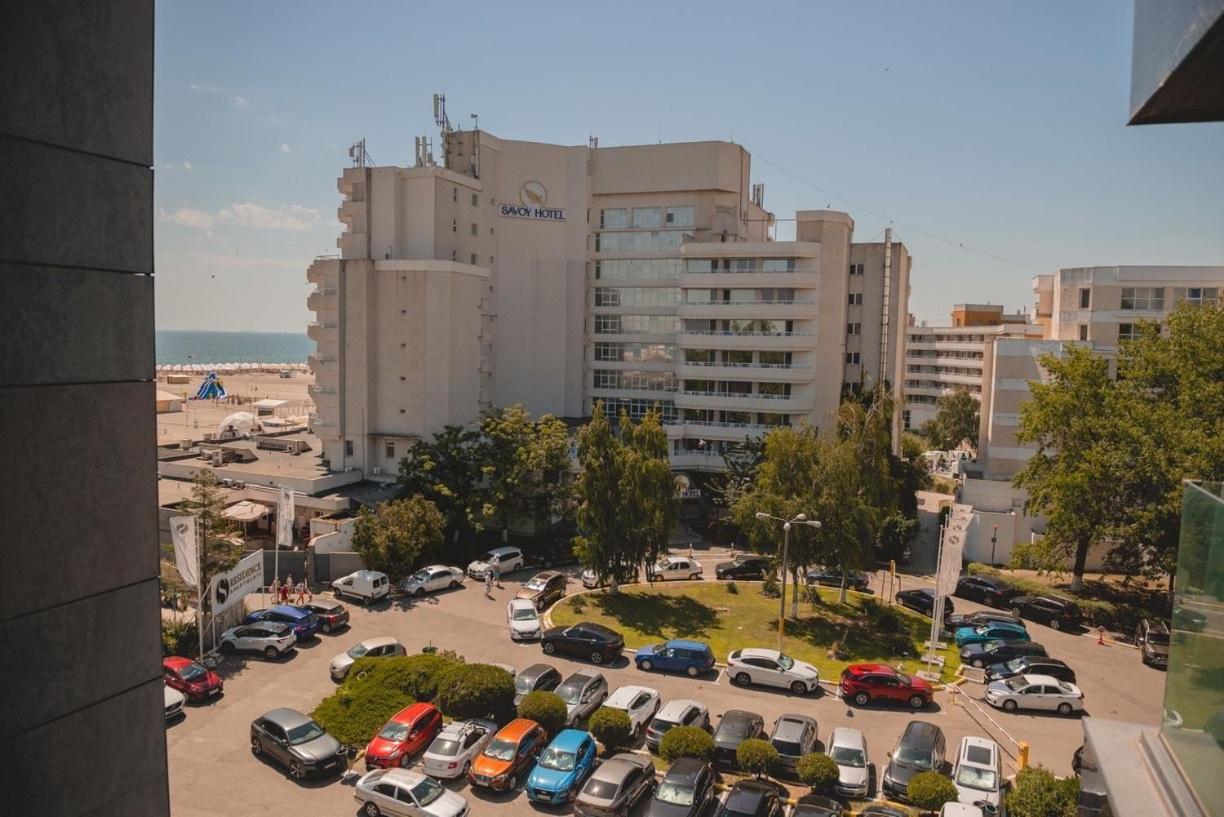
[{"x1": 347, "y1": 138, "x2": 368, "y2": 168}]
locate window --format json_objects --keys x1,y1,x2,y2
[
  {"x1": 1187, "y1": 287, "x2": 1218, "y2": 305},
  {"x1": 665, "y1": 206, "x2": 694, "y2": 227},
  {"x1": 848, "y1": 293, "x2": 863, "y2": 305},
  {"x1": 385, "y1": 442, "x2": 395, "y2": 460},
  {"x1": 593, "y1": 314, "x2": 680, "y2": 334},
  {"x1": 344, "y1": 440, "x2": 354, "y2": 457},
  {"x1": 758, "y1": 382, "x2": 790, "y2": 397},
  {"x1": 846, "y1": 352, "x2": 860, "y2": 364},
  {"x1": 596, "y1": 230, "x2": 685, "y2": 252},
  {"x1": 759, "y1": 351, "x2": 791, "y2": 367},
  {"x1": 600, "y1": 208, "x2": 628, "y2": 229},
  {"x1": 849, "y1": 263, "x2": 864, "y2": 276},
  {"x1": 1078, "y1": 324, "x2": 1089, "y2": 341},
  {"x1": 847, "y1": 322, "x2": 862, "y2": 335},
  {"x1": 632, "y1": 207, "x2": 662, "y2": 228},
  {"x1": 471, "y1": 192, "x2": 478, "y2": 206},
  {"x1": 1120, "y1": 286, "x2": 1164, "y2": 310},
  {"x1": 902, "y1": 409, "x2": 912, "y2": 429},
  {"x1": 594, "y1": 342, "x2": 675, "y2": 363},
  {"x1": 470, "y1": 223, "x2": 478, "y2": 236},
  {"x1": 470, "y1": 253, "x2": 478, "y2": 265},
  {"x1": 1118, "y1": 323, "x2": 1139, "y2": 341},
  {"x1": 762, "y1": 258, "x2": 796, "y2": 272},
  {"x1": 452, "y1": 188, "x2": 457, "y2": 202},
  {"x1": 594, "y1": 287, "x2": 680, "y2": 307},
  {"x1": 1079, "y1": 288, "x2": 1091, "y2": 308},
  {"x1": 594, "y1": 258, "x2": 682, "y2": 280},
  {"x1": 452, "y1": 219, "x2": 456, "y2": 233}
]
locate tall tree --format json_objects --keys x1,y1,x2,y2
[
  {"x1": 397, "y1": 424, "x2": 488, "y2": 550},
  {"x1": 481, "y1": 405, "x2": 572, "y2": 539},
  {"x1": 351, "y1": 495, "x2": 445, "y2": 579},
  {"x1": 619, "y1": 408, "x2": 680, "y2": 575},
  {"x1": 920, "y1": 388, "x2": 980, "y2": 450},
  {"x1": 573, "y1": 402, "x2": 630, "y2": 590},
  {"x1": 182, "y1": 469, "x2": 244, "y2": 616}
]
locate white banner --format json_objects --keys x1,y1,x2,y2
[
  {"x1": 935, "y1": 504, "x2": 971, "y2": 597},
  {"x1": 170, "y1": 515, "x2": 199, "y2": 588},
  {"x1": 277, "y1": 486, "x2": 295, "y2": 548},
  {"x1": 209, "y1": 551, "x2": 264, "y2": 615}
]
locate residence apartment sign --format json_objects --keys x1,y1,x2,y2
[{"x1": 499, "y1": 180, "x2": 565, "y2": 221}]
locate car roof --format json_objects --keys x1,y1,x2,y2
[
  {"x1": 262, "y1": 708, "x2": 312, "y2": 729},
  {"x1": 509, "y1": 597, "x2": 538, "y2": 610},
  {"x1": 725, "y1": 780, "x2": 774, "y2": 809},
  {"x1": 846, "y1": 663, "x2": 897, "y2": 676},
  {"x1": 720, "y1": 709, "x2": 762, "y2": 725},
  {"x1": 606, "y1": 685, "x2": 657, "y2": 708},
  {"x1": 361, "y1": 636, "x2": 400, "y2": 649},
  {"x1": 656, "y1": 699, "x2": 703, "y2": 721},
  {"x1": 267, "y1": 604, "x2": 308, "y2": 618},
  {"x1": 662, "y1": 756, "x2": 708, "y2": 782},
  {"x1": 664, "y1": 639, "x2": 710, "y2": 651},
  {"x1": 245, "y1": 621, "x2": 291, "y2": 633},
  {"x1": 561, "y1": 669, "x2": 602, "y2": 686},
  {"x1": 518, "y1": 663, "x2": 558, "y2": 680},
  {"x1": 163, "y1": 656, "x2": 194, "y2": 669},
  {"x1": 495, "y1": 718, "x2": 539, "y2": 740},
  {"x1": 353, "y1": 570, "x2": 387, "y2": 579},
  {"x1": 374, "y1": 767, "x2": 426, "y2": 787},
  {"x1": 738, "y1": 647, "x2": 783, "y2": 661},
  {"x1": 484, "y1": 546, "x2": 521, "y2": 556},
  {"x1": 773, "y1": 714, "x2": 816, "y2": 739},
  {"x1": 439, "y1": 718, "x2": 495, "y2": 737},
  {"x1": 899, "y1": 720, "x2": 942, "y2": 745},
  {"x1": 548, "y1": 729, "x2": 591, "y2": 751},
  {"x1": 421, "y1": 564, "x2": 456, "y2": 571},
  {"x1": 1019, "y1": 673, "x2": 1071, "y2": 686},
  {"x1": 528, "y1": 570, "x2": 562, "y2": 581},
  {"x1": 307, "y1": 598, "x2": 342, "y2": 610},
  {"x1": 957, "y1": 736, "x2": 999, "y2": 761},
  {"x1": 591, "y1": 753, "x2": 649, "y2": 782},
  {"x1": 829, "y1": 726, "x2": 865, "y2": 748}
]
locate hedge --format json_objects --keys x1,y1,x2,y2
[
  {"x1": 517, "y1": 691, "x2": 569, "y2": 736},
  {"x1": 344, "y1": 653, "x2": 459, "y2": 701},
  {"x1": 436, "y1": 663, "x2": 516, "y2": 723},
  {"x1": 161, "y1": 618, "x2": 199, "y2": 658},
  {"x1": 795, "y1": 753, "x2": 839, "y2": 793},
  {"x1": 1006, "y1": 766, "x2": 1079, "y2": 817},
  {"x1": 589, "y1": 707, "x2": 633, "y2": 750},
  {"x1": 312, "y1": 685, "x2": 413, "y2": 748},
  {"x1": 908, "y1": 771, "x2": 958, "y2": 812},
  {"x1": 658, "y1": 726, "x2": 715, "y2": 763},
  {"x1": 736, "y1": 738, "x2": 778, "y2": 777}
]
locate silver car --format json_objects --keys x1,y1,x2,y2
[
  {"x1": 329, "y1": 636, "x2": 407, "y2": 681},
  {"x1": 768, "y1": 714, "x2": 818, "y2": 774},
  {"x1": 250, "y1": 708, "x2": 345, "y2": 779},
  {"x1": 420, "y1": 719, "x2": 497, "y2": 780},
  {"x1": 354, "y1": 767, "x2": 470, "y2": 817},
  {"x1": 556, "y1": 670, "x2": 609, "y2": 726},
  {"x1": 163, "y1": 685, "x2": 185, "y2": 722},
  {"x1": 984, "y1": 673, "x2": 1084, "y2": 715},
  {"x1": 827, "y1": 726, "x2": 869, "y2": 797},
  {"x1": 574, "y1": 752, "x2": 655, "y2": 817},
  {"x1": 400, "y1": 565, "x2": 465, "y2": 596},
  {"x1": 219, "y1": 621, "x2": 296, "y2": 660}
]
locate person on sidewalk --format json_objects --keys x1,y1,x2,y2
[{"x1": 484, "y1": 571, "x2": 494, "y2": 599}]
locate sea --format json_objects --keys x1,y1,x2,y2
[{"x1": 156, "y1": 330, "x2": 312, "y2": 366}]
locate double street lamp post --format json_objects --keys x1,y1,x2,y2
[{"x1": 755, "y1": 512, "x2": 822, "y2": 649}]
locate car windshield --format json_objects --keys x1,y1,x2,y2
[
  {"x1": 1004, "y1": 677, "x2": 1027, "y2": 691},
  {"x1": 1004, "y1": 658, "x2": 1026, "y2": 672},
  {"x1": 514, "y1": 676, "x2": 536, "y2": 693},
  {"x1": 410, "y1": 776, "x2": 444, "y2": 806},
  {"x1": 956, "y1": 765, "x2": 998, "y2": 791},
  {"x1": 1147, "y1": 631, "x2": 1170, "y2": 645},
  {"x1": 831, "y1": 746, "x2": 865, "y2": 767},
  {"x1": 179, "y1": 663, "x2": 207, "y2": 681},
  {"x1": 557, "y1": 684, "x2": 583, "y2": 705},
  {"x1": 512, "y1": 607, "x2": 538, "y2": 621},
  {"x1": 286, "y1": 721, "x2": 326, "y2": 745},
  {"x1": 484, "y1": 738, "x2": 517, "y2": 761},
  {"x1": 429, "y1": 737, "x2": 459, "y2": 756},
  {"x1": 379, "y1": 723, "x2": 410, "y2": 741},
  {"x1": 655, "y1": 782, "x2": 695, "y2": 806},
  {"x1": 525, "y1": 578, "x2": 547, "y2": 590},
  {"x1": 895, "y1": 744, "x2": 932, "y2": 768},
  {"x1": 410, "y1": 569, "x2": 429, "y2": 582},
  {"x1": 539, "y1": 747, "x2": 577, "y2": 771},
  {"x1": 347, "y1": 643, "x2": 369, "y2": 658},
  {"x1": 896, "y1": 673, "x2": 912, "y2": 686},
  {"x1": 776, "y1": 653, "x2": 795, "y2": 671},
  {"x1": 773, "y1": 740, "x2": 802, "y2": 756}
]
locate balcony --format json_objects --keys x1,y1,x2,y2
[
  {"x1": 307, "y1": 289, "x2": 337, "y2": 311},
  {"x1": 678, "y1": 300, "x2": 818, "y2": 320},
  {"x1": 674, "y1": 390, "x2": 814, "y2": 413},
  {"x1": 905, "y1": 339, "x2": 986, "y2": 353},
  {"x1": 677, "y1": 362, "x2": 812, "y2": 383},
  {"x1": 307, "y1": 321, "x2": 337, "y2": 342},
  {"x1": 669, "y1": 450, "x2": 727, "y2": 472},
  {"x1": 307, "y1": 260, "x2": 338, "y2": 285},
  {"x1": 904, "y1": 354, "x2": 984, "y2": 370},
  {"x1": 676, "y1": 421, "x2": 777, "y2": 442},
  {"x1": 678, "y1": 330, "x2": 815, "y2": 352},
  {"x1": 680, "y1": 270, "x2": 820, "y2": 289},
  {"x1": 307, "y1": 353, "x2": 334, "y2": 370}
]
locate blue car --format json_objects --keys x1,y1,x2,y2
[
  {"x1": 245, "y1": 605, "x2": 322, "y2": 640},
  {"x1": 635, "y1": 639, "x2": 716, "y2": 677},
  {"x1": 526, "y1": 729, "x2": 597, "y2": 804},
  {"x1": 955, "y1": 621, "x2": 1029, "y2": 647}
]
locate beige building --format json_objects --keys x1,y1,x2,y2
[{"x1": 306, "y1": 127, "x2": 911, "y2": 479}]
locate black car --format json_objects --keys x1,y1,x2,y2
[
  {"x1": 946, "y1": 609, "x2": 1022, "y2": 630},
  {"x1": 1010, "y1": 595, "x2": 1082, "y2": 630},
  {"x1": 881, "y1": 720, "x2": 946, "y2": 801},
  {"x1": 715, "y1": 555, "x2": 772, "y2": 580},
  {"x1": 954, "y1": 575, "x2": 1018, "y2": 607},
  {"x1": 792, "y1": 795, "x2": 844, "y2": 817},
  {"x1": 716, "y1": 780, "x2": 783, "y2": 817},
  {"x1": 649, "y1": 758, "x2": 716, "y2": 817},
  {"x1": 895, "y1": 588, "x2": 955, "y2": 619},
  {"x1": 806, "y1": 567, "x2": 870, "y2": 591},
  {"x1": 986, "y1": 656, "x2": 1077, "y2": 684},
  {"x1": 960, "y1": 638, "x2": 1047, "y2": 668},
  {"x1": 512, "y1": 662, "x2": 563, "y2": 705},
  {"x1": 541, "y1": 622, "x2": 625, "y2": 664},
  {"x1": 712, "y1": 710, "x2": 765, "y2": 768},
  {"x1": 250, "y1": 708, "x2": 346, "y2": 779}
]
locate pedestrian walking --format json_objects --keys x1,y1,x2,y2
[
  {"x1": 281, "y1": 574, "x2": 292, "y2": 604},
  {"x1": 493, "y1": 560, "x2": 502, "y2": 588},
  {"x1": 484, "y1": 570, "x2": 494, "y2": 599},
  {"x1": 295, "y1": 580, "x2": 307, "y2": 605}
]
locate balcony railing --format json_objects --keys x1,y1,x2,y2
[
  {"x1": 682, "y1": 330, "x2": 813, "y2": 337},
  {"x1": 680, "y1": 299, "x2": 814, "y2": 306},
  {"x1": 681, "y1": 361, "x2": 811, "y2": 370},
  {"x1": 680, "y1": 390, "x2": 797, "y2": 400}
]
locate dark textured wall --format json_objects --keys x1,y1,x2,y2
[{"x1": 0, "y1": 1, "x2": 167, "y2": 813}]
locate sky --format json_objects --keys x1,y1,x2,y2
[{"x1": 154, "y1": 1, "x2": 1224, "y2": 332}]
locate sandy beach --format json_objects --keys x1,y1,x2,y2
[{"x1": 155, "y1": 370, "x2": 315, "y2": 445}]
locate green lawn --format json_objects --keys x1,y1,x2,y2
[{"x1": 552, "y1": 582, "x2": 958, "y2": 682}]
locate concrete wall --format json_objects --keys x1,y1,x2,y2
[{"x1": 0, "y1": 2, "x2": 167, "y2": 813}]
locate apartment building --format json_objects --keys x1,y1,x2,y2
[{"x1": 306, "y1": 126, "x2": 911, "y2": 479}]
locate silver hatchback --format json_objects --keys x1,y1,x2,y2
[{"x1": 574, "y1": 753, "x2": 655, "y2": 817}]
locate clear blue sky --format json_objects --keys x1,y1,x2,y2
[{"x1": 154, "y1": 0, "x2": 1224, "y2": 332}]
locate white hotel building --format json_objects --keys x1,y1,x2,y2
[{"x1": 307, "y1": 129, "x2": 910, "y2": 480}]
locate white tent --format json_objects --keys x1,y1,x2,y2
[
  {"x1": 222, "y1": 500, "x2": 271, "y2": 522},
  {"x1": 216, "y1": 411, "x2": 261, "y2": 438}
]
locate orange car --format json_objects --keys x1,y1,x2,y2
[{"x1": 467, "y1": 718, "x2": 547, "y2": 791}]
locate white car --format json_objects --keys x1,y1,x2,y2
[
  {"x1": 218, "y1": 621, "x2": 296, "y2": 659},
  {"x1": 827, "y1": 726, "x2": 869, "y2": 798},
  {"x1": 163, "y1": 685, "x2": 186, "y2": 721},
  {"x1": 420, "y1": 719, "x2": 497, "y2": 779},
  {"x1": 331, "y1": 570, "x2": 390, "y2": 604},
  {"x1": 941, "y1": 805, "x2": 991, "y2": 817},
  {"x1": 329, "y1": 636, "x2": 407, "y2": 681},
  {"x1": 645, "y1": 699, "x2": 709, "y2": 751},
  {"x1": 507, "y1": 598, "x2": 543, "y2": 641},
  {"x1": 354, "y1": 767, "x2": 469, "y2": 817},
  {"x1": 647, "y1": 555, "x2": 703, "y2": 581},
  {"x1": 602, "y1": 685, "x2": 661, "y2": 738},
  {"x1": 400, "y1": 565, "x2": 465, "y2": 596},
  {"x1": 467, "y1": 546, "x2": 524, "y2": 580},
  {"x1": 726, "y1": 647, "x2": 820, "y2": 694},
  {"x1": 984, "y1": 673, "x2": 1084, "y2": 716},
  {"x1": 952, "y1": 736, "x2": 1005, "y2": 814}
]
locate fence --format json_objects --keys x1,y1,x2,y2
[{"x1": 313, "y1": 551, "x2": 366, "y2": 584}]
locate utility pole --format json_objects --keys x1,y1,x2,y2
[
  {"x1": 756, "y1": 512, "x2": 821, "y2": 649},
  {"x1": 990, "y1": 525, "x2": 998, "y2": 567}
]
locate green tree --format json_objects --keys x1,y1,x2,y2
[
  {"x1": 516, "y1": 691, "x2": 568, "y2": 736},
  {"x1": 736, "y1": 738, "x2": 779, "y2": 778},
  {"x1": 436, "y1": 663, "x2": 516, "y2": 723},
  {"x1": 351, "y1": 495, "x2": 445, "y2": 580},
  {"x1": 480, "y1": 405, "x2": 573, "y2": 539},
  {"x1": 588, "y1": 707, "x2": 633, "y2": 750},
  {"x1": 397, "y1": 424, "x2": 489, "y2": 556},
  {"x1": 312, "y1": 686, "x2": 413, "y2": 748},
  {"x1": 908, "y1": 770, "x2": 959, "y2": 812},
  {"x1": 795, "y1": 753, "x2": 839, "y2": 794},
  {"x1": 182, "y1": 469, "x2": 244, "y2": 618},
  {"x1": 658, "y1": 726, "x2": 715, "y2": 762},
  {"x1": 620, "y1": 408, "x2": 680, "y2": 577},
  {"x1": 574, "y1": 403, "x2": 629, "y2": 590},
  {"x1": 921, "y1": 388, "x2": 980, "y2": 449},
  {"x1": 1006, "y1": 766, "x2": 1078, "y2": 817}
]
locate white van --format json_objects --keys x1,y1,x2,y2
[
  {"x1": 467, "y1": 546, "x2": 524, "y2": 579},
  {"x1": 331, "y1": 570, "x2": 390, "y2": 604},
  {"x1": 951, "y1": 736, "x2": 1005, "y2": 814}
]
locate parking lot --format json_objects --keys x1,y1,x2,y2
[{"x1": 166, "y1": 553, "x2": 1164, "y2": 816}]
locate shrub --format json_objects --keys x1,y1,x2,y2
[
  {"x1": 761, "y1": 575, "x2": 781, "y2": 599},
  {"x1": 874, "y1": 606, "x2": 904, "y2": 634},
  {"x1": 571, "y1": 595, "x2": 587, "y2": 613},
  {"x1": 659, "y1": 726, "x2": 715, "y2": 763},
  {"x1": 1006, "y1": 766, "x2": 1079, "y2": 817},
  {"x1": 736, "y1": 738, "x2": 778, "y2": 778},
  {"x1": 436, "y1": 663, "x2": 516, "y2": 723},
  {"x1": 727, "y1": 581, "x2": 739, "y2": 595},
  {"x1": 908, "y1": 771, "x2": 959, "y2": 812},
  {"x1": 312, "y1": 685, "x2": 413, "y2": 748},
  {"x1": 588, "y1": 707, "x2": 633, "y2": 750},
  {"x1": 795, "y1": 753, "x2": 839, "y2": 793},
  {"x1": 161, "y1": 618, "x2": 198, "y2": 657},
  {"x1": 517, "y1": 691, "x2": 569, "y2": 736},
  {"x1": 344, "y1": 654, "x2": 458, "y2": 701}
]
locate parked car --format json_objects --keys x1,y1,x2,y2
[
  {"x1": 827, "y1": 726, "x2": 869, "y2": 798},
  {"x1": 985, "y1": 656, "x2": 1076, "y2": 684},
  {"x1": 245, "y1": 605, "x2": 322, "y2": 640},
  {"x1": 1009, "y1": 595, "x2": 1081, "y2": 630},
  {"x1": 726, "y1": 647, "x2": 820, "y2": 694},
  {"x1": 581, "y1": 566, "x2": 638, "y2": 589},
  {"x1": 647, "y1": 555, "x2": 704, "y2": 582},
  {"x1": 806, "y1": 567, "x2": 870, "y2": 591},
  {"x1": 954, "y1": 575, "x2": 1018, "y2": 607},
  {"x1": 250, "y1": 708, "x2": 346, "y2": 779},
  {"x1": 939, "y1": 805, "x2": 992, "y2": 817},
  {"x1": 468, "y1": 718, "x2": 548, "y2": 791},
  {"x1": 1173, "y1": 605, "x2": 1208, "y2": 632},
  {"x1": 331, "y1": 570, "x2": 390, "y2": 604},
  {"x1": 839, "y1": 663, "x2": 933, "y2": 709},
  {"x1": 420, "y1": 719, "x2": 497, "y2": 780},
  {"x1": 860, "y1": 808, "x2": 912, "y2": 817},
  {"x1": 715, "y1": 555, "x2": 772, "y2": 581},
  {"x1": 717, "y1": 779, "x2": 784, "y2": 817},
  {"x1": 984, "y1": 674, "x2": 1084, "y2": 716},
  {"x1": 895, "y1": 588, "x2": 955, "y2": 618},
  {"x1": 399, "y1": 564, "x2": 465, "y2": 596},
  {"x1": 354, "y1": 767, "x2": 469, "y2": 817},
  {"x1": 301, "y1": 598, "x2": 350, "y2": 633},
  {"x1": 330, "y1": 636, "x2": 407, "y2": 681},
  {"x1": 646, "y1": 699, "x2": 710, "y2": 752},
  {"x1": 960, "y1": 639, "x2": 1047, "y2": 670},
  {"x1": 512, "y1": 663, "x2": 563, "y2": 706},
  {"x1": 881, "y1": 720, "x2": 947, "y2": 802},
  {"x1": 507, "y1": 598, "x2": 544, "y2": 641},
  {"x1": 364, "y1": 702, "x2": 444, "y2": 769},
  {"x1": 792, "y1": 794, "x2": 845, "y2": 817},
  {"x1": 946, "y1": 609, "x2": 1022, "y2": 630},
  {"x1": 219, "y1": 621, "x2": 296, "y2": 659},
  {"x1": 603, "y1": 685, "x2": 662, "y2": 740},
  {"x1": 516, "y1": 570, "x2": 568, "y2": 610},
  {"x1": 712, "y1": 710, "x2": 765, "y2": 767},
  {"x1": 649, "y1": 757, "x2": 716, "y2": 817},
  {"x1": 556, "y1": 670, "x2": 610, "y2": 726},
  {"x1": 574, "y1": 752, "x2": 656, "y2": 817},
  {"x1": 164, "y1": 685, "x2": 186, "y2": 722},
  {"x1": 635, "y1": 639, "x2": 716, "y2": 676},
  {"x1": 951, "y1": 736, "x2": 1005, "y2": 813},
  {"x1": 541, "y1": 622, "x2": 625, "y2": 664},
  {"x1": 954, "y1": 622, "x2": 1030, "y2": 648},
  {"x1": 769, "y1": 714, "x2": 818, "y2": 775},
  {"x1": 1135, "y1": 618, "x2": 1170, "y2": 667},
  {"x1": 526, "y1": 728, "x2": 598, "y2": 804},
  {"x1": 467, "y1": 546, "x2": 525, "y2": 580},
  {"x1": 162, "y1": 656, "x2": 223, "y2": 701}
]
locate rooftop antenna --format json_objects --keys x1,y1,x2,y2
[
  {"x1": 433, "y1": 93, "x2": 452, "y2": 133},
  {"x1": 347, "y1": 138, "x2": 368, "y2": 168},
  {"x1": 470, "y1": 113, "x2": 478, "y2": 131},
  {"x1": 589, "y1": 133, "x2": 598, "y2": 149}
]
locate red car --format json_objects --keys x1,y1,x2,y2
[
  {"x1": 364, "y1": 703, "x2": 444, "y2": 769},
  {"x1": 839, "y1": 663, "x2": 932, "y2": 709},
  {"x1": 162, "y1": 656, "x2": 223, "y2": 702}
]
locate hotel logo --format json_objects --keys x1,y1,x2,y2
[{"x1": 501, "y1": 180, "x2": 565, "y2": 222}]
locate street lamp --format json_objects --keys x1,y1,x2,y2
[
  {"x1": 990, "y1": 525, "x2": 998, "y2": 567},
  {"x1": 756, "y1": 512, "x2": 822, "y2": 648}
]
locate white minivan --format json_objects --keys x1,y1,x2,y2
[
  {"x1": 467, "y1": 546, "x2": 524, "y2": 579},
  {"x1": 331, "y1": 570, "x2": 390, "y2": 604}
]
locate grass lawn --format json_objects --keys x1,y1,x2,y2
[{"x1": 552, "y1": 582, "x2": 958, "y2": 682}]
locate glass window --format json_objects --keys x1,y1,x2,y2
[
  {"x1": 594, "y1": 287, "x2": 680, "y2": 307},
  {"x1": 1079, "y1": 324, "x2": 1089, "y2": 341},
  {"x1": 849, "y1": 263, "x2": 864, "y2": 276},
  {"x1": 849, "y1": 293, "x2": 863, "y2": 305},
  {"x1": 344, "y1": 440, "x2": 354, "y2": 457},
  {"x1": 470, "y1": 223, "x2": 478, "y2": 236},
  {"x1": 665, "y1": 206, "x2": 695, "y2": 227},
  {"x1": 725, "y1": 350, "x2": 753, "y2": 366},
  {"x1": 758, "y1": 382, "x2": 790, "y2": 397},
  {"x1": 593, "y1": 315, "x2": 681, "y2": 335},
  {"x1": 592, "y1": 369, "x2": 677, "y2": 392},
  {"x1": 600, "y1": 208, "x2": 628, "y2": 229},
  {"x1": 601, "y1": 398, "x2": 677, "y2": 423},
  {"x1": 762, "y1": 258, "x2": 796, "y2": 272},
  {"x1": 1079, "y1": 288, "x2": 1091, "y2": 308},
  {"x1": 595, "y1": 258, "x2": 682, "y2": 281},
  {"x1": 1121, "y1": 287, "x2": 1165, "y2": 310},
  {"x1": 597, "y1": 230, "x2": 685, "y2": 252},
  {"x1": 384, "y1": 442, "x2": 395, "y2": 460},
  {"x1": 759, "y1": 351, "x2": 791, "y2": 367},
  {"x1": 847, "y1": 322, "x2": 862, "y2": 335},
  {"x1": 632, "y1": 207, "x2": 662, "y2": 228},
  {"x1": 846, "y1": 352, "x2": 861, "y2": 364},
  {"x1": 684, "y1": 349, "x2": 715, "y2": 364},
  {"x1": 1187, "y1": 287, "x2": 1218, "y2": 305}
]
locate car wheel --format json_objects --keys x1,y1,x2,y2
[
  {"x1": 507, "y1": 773, "x2": 518, "y2": 790},
  {"x1": 289, "y1": 760, "x2": 305, "y2": 779},
  {"x1": 690, "y1": 573, "x2": 700, "y2": 581},
  {"x1": 264, "y1": 646, "x2": 279, "y2": 660},
  {"x1": 250, "y1": 736, "x2": 263, "y2": 756},
  {"x1": 1010, "y1": 606, "x2": 1022, "y2": 617},
  {"x1": 1058, "y1": 702, "x2": 1074, "y2": 716},
  {"x1": 321, "y1": 622, "x2": 332, "y2": 634},
  {"x1": 853, "y1": 691, "x2": 870, "y2": 706},
  {"x1": 543, "y1": 642, "x2": 556, "y2": 655},
  {"x1": 590, "y1": 651, "x2": 604, "y2": 664},
  {"x1": 973, "y1": 658, "x2": 986, "y2": 668},
  {"x1": 363, "y1": 803, "x2": 381, "y2": 817},
  {"x1": 400, "y1": 753, "x2": 412, "y2": 768},
  {"x1": 686, "y1": 665, "x2": 699, "y2": 677},
  {"x1": 640, "y1": 660, "x2": 653, "y2": 672},
  {"x1": 734, "y1": 672, "x2": 752, "y2": 687},
  {"x1": 450, "y1": 580, "x2": 461, "y2": 589},
  {"x1": 1049, "y1": 618, "x2": 1062, "y2": 630},
  {"x1": 791, "y1": 680, "x2": 808, "y2": 695},
  {"x1": 220, "y1": 641, "x2": 235, "y2": 654},
  {"x1": 1003, "y1": 699, "x2": 1018, "y2": 712},
  {"x1": 909, "y1": 694, "x2": 926, "y2": 709},
  {"x1": 414, "y1": 587, "x2": 425, "y2": 597}
]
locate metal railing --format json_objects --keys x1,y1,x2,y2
[
  {"x1": 681, "y1": 330, "x2": 813, "y2": 337},
  {"x1": 680, "y1": 390, "x2": 797, "y2": 400},
  {"x1": 681, "y1": 361, "x2": 810, "y2": 369}
]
